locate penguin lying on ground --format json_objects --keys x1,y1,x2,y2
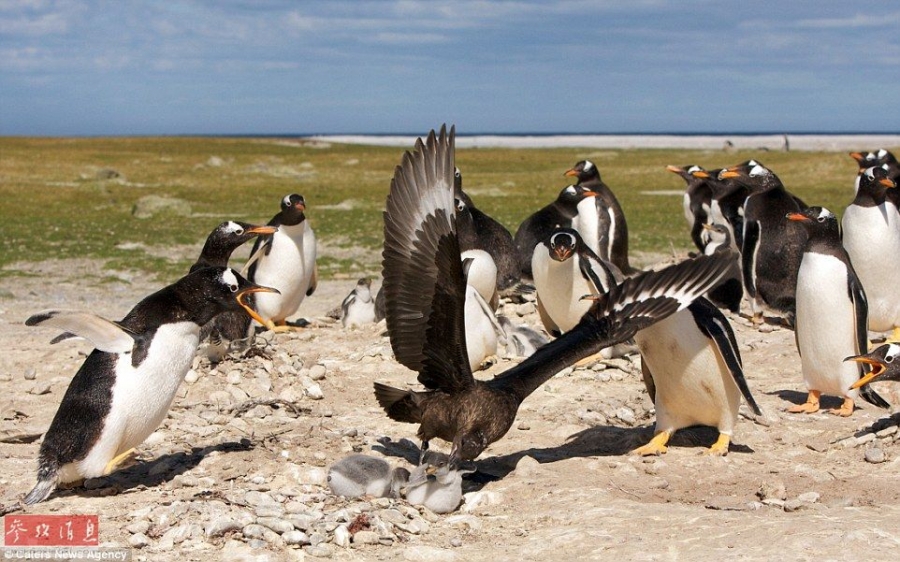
[
  {"x1": 787, "y1": 206, "x2": 889, "y2": 416},
  {"x1": 327, "y1": 454, "x2": 410, "y2": 499},
  {"x1": 404, "y1": 450, "x2": 474, "y2": 514},
  {"x1": 22, "y1": 267, "x2": 277, "y2": 505},
  {"x1": 243, "y1": 193, "x2": 318, "y2": 332}
]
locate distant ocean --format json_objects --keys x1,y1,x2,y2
[{"x1": 298, "y1": 133, "x2": 900, "y2": 151}]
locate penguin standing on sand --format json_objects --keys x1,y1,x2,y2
[
  {"x1": 513, "y1": 184, "x2": 599, "y2": 280},
  {"x1": 667, "y1": 164, "x2": 713, "y2": 253},
  {"x1": 565, "y1": 160, "x2": 632, "y2": 273},
  {"x1": 245, "y1": 193, "x2": 318, "y2": 332},
  {"x1": 531, "y1": 228, "x2": 623, "y2": 337},
  {"x1": 340, "y1": 278, "x2": 377, "y2": 328},
  {"x1": 454, "y1": 168, "x2": 520, "y2": 292},
  {"x1": 721, "y1": 161, "x2": 806, "y2": 324},
  {"x1": 632, "y1": 291, "x2": 762, "y2": 456},
  {"x1": 841, "y1": 165, "x2": 900, "y2": 341},
  {"x1": 787, "y1": 207, "x2": 889, "y2": 416},
  {"x1": 22, "y1": 267, "x2": 277, "y2": 504}
]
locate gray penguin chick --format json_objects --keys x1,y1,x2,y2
[
  {"x1": 328, "y1": 454, "x2": 410, "y2": 498},
  {"x1": 404, "y1": 451, "x2": 475, "y2": 514}
]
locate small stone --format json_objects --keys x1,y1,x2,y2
[
  {"x1": 309, "y1": 365, "x2": 327, "y2": 380},
  {"x1": 450, "y1": 537, "x2": 463, "y2": 547},
  {"x1": 257, "y1": 517, "x2": 294, "y2": 534},
  {"x1": 283, "y1": 530, "x2": 310, "y2": 546},
  {"x1": 303, "y1": 468, "x2": 328, "y2": 486},
  {"x1": 757, "y1": 481, "x2": 787, "y2": 501},
  {"x1": 205, "y1": 517, "x2": 241, "y2": 538},
  {"x1": 797, "y1": 492, "x2": 820, "y2": 503},
  {"x1": 128, "y1": 533, "x2": 150, "y2": 548},
  {"x1": 461, "y1": 491, "x2": 503, "y2": 512},
  {"x1": 762, "y1": 498, "x2": 785, "y2": 508},
  {"x1": 242, "y1": 524, "x2": 267, "y2": 540},
  {"x1": 352, "y1": 530, "x2": 380, "y2": 545},
  {"x1": 876, "y1": 426, "x2": 897, "y2": 438},
  {"x1": 305, "y1": 382, "x2": 325, "y2": 400},
  {"x1": 29, "y1": 382, "x2": 52, "y2": 395},
  {"x1": 227, "y1": 370, "x2": 242, "y2": 384},
  {"x1": 783, "y1": 499, "x2": 804, "y2": 512},
  {"x1": 24, "y1": 369, "x2": 36, "y2": 380},
  {"x1": 517, "y1": 421, "x2": 530, "y2": 430},
  {"x1": 184, "y1": 370, "x2": 199, "y2": 384},
  {"x1": 865, "y1": 447, "x2": 886, "y2": 464},
  {"x1": 856, "y1": 433, "x2": 876, "y2": 446},
  {"x1": 615, "y1": 407, "x2": 635, "y2": 425},
  {"x1": 244, "y1": 490, "x2": 274, "y2": 506},
  {"x1": 126, "y1": 520, "x2": 150, "y2": 535},
  {"x1": 255, "y1": 504, "x2": 285, "y2": 518},
  {"x1": 333, "y1": 525, "x2": 351, "y2": 548},
  {"x1": 305, "y1": 545, "x2": 333, "y2": 558}
]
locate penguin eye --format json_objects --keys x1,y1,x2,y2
[
  {"x1": 455, "y1": 199, "x2": 465, "y2": 211},
  {"x1": 816, "y1": 216, "x2": 825, "y2": 223},
  {"x1": 234, "y1": 227, "x2": 244, "y2": 236},
  {"x1": 886, "y1": 354, "x2": 895, "y2": 363},
  {"x1": 228, "y1": 283, "x2": 239, "y2": 293}
]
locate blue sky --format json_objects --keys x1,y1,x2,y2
[{"x1": 2, "y1": 0, "x2": 899, "y2": 136}]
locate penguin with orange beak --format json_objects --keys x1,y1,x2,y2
[
  {"x1": 787, "y1": 206, "x2": 889, "y2": 416},
  {"x1": 845, "y1": 343, "x2": 900, "y2": 390}
]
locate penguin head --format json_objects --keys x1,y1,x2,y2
[
  {"x1": 701, "y1": 223, "x2": 730, "y2": 246},
  {"x1": 547, "y1": 229, "x2": 580, "y2": 262},
  {"x1": 454, "y1": 166, "x2": 463, "y2": 193},
  {"x1": 857, "y1": 165, "x2": 896, "y2": 196},
  {"x1": 557, "y1": 184, "x2": 597, "y2": 206},
  {"x1": 179, "y1": 267, "x2": 280, "y2": 326},
  {"x1": 666, "y1": 164, "x2": 707, "y2": 183},
  {"x1": 845, "y1": 343, "x2": 900, "y2": 387},
  {"x1": 719, "y1": 160, "x2": 780, "y2": 192},
  {"x1": 279, "y1": 194, "x2": 308, "y2": 225},
  {"x1": 564, "y1": 160, "x2": 600, "y2": 182},
  {"x1": 194, "y1": 221, "x2": 278, "y2": 270},
  {"x1": 786, "y1": 206, "x2": 838, "y2": 238}
]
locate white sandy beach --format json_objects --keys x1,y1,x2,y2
[{"x1": 307, "y1": 133, "x2": 900, "y2": 151}]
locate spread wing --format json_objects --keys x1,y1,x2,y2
[
  {"x1": 26, "y1": 310, "x2": 136, "y2": 353},
  {"x1": 491, "y1": 251, "x2": 735, "y2": 402},
  {"x1": 382, "y1": 125, "x2": 474, "y2": 393}
]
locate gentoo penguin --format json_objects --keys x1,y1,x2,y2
[
  {"x1": 327, "y1": 454, "x2": 410, "y2": 499},
  {"x1": 530, "y1": 228, "x2": 623, "y2": 337},
  {"x1": 786, "y1": 207, "x2": 889, "y2": 416},
  {"x1": 721, "y1": 161, "x2": 806, "y2": 324},
  {"x1": 667, "y1": 164, "x2": 713, "y2": 252},
  {"x1": 22, "y1": 267, "x2": 277, "y2": 504},
  {"x1": 841, "y1": 165, "x2": 900, "y2": 341},
  {"x1": 192, "y1": 221, "x2": 277, "y2": 357},
  {"x1": 701, "y1": 223, "x2": 743, "y2": 314},
  {"x1": 244, "y1": 193, "x2": 318, "y2": 331},
  {"x1": 497, "y1": 315, "x2": 549, "y2": 358},
  {"x1": 850, "y1": 149, "x2": 900, "y2": 183},
  {"x1": 190, "y1": 221, "x2": 278, "y2": 273},
  {"x1": 633, "y1": 292, "x2": 763, "y2": 456},
  {"x1": 404, "y1": 451, "x2": 474, "y2": 514},
  {"x1": 461, "y1": 250, "x2": 502, "y2": 371},
  {"x1": 374, "y1": 125, "x2": 735, "y2": 466},
  {"x1": 340, "y1": 278, "x2": 377, "y2": 328},
  {"x1": 454, "y1": 168, "x2": 520, "y2": 292},
  {"x1": 512, "y1": 184, "x2": 599, "y2": 280},
  {"x1": 845, "y1": 343, "x2": 900, "y2": 390},
  {"x1": 565, "y1": 160, "x2": 633, "y2": 273},
  {"x1": 707, "y1": 168, "x2": 747, "y2": 251}
]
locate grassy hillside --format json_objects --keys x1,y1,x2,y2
[{"x1": 0, "y1": 136, "x2": 888, "y2": 281}]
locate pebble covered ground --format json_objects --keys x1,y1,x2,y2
[{"x1": 2, "y1": 259, "x2": 900, "y2": 561}]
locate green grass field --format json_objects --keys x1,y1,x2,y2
[{"x1": 0, "y1": 137, "x2": 890, "y2": 281}]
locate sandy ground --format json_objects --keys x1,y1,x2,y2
[{"x1": 2, "y1": 256, "x2": 900, "y2": 561}]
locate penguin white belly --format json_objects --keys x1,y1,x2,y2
[
  {"x1": 842, "y1": 204, "x2": 900, "y2": 332},
  {"x1": 531, "y1": 252, "x2": 593, "y2": 333},
  {"x1": 253, "y1": 224, "x2": 317, "y2": 323},
  {"x1": 573, "y1": 197, "x2": 601, "y2": 257},
  {"x1": 710, "y1": 201, "x2": 739, "y2": 252},
  {"x1": 464, "y1": 285, "x2": 498, "y2": 371},
  {"x1": 343, "y1": 300, "x2": 376, "y2": 328},
  {"x1": 682, "y1": 194, "x2": 693, "y2": 226},
  {"x1": 64, "y1": 322, "x2": 200, "y2": 481},
  {"x1": 634, "y1": 310, "x2": 741, "y2": 434},
  {"x1": 795, "y1": 254, "x2": 861, "y2": 398},
  {"x1": 405, "y1": 477, "x2": 463, "y2": 514}
]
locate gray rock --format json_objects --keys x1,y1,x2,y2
[
  {"x1": 798, "y1": 492, "x2": 820, "y2": 503},
  {"x1": 205, "y1": 517, "x2": 242, "y2": 538},
  {"x1": 243, "y1": 524, "x2": 268, "y2": 540},
  {"x1": 352, "y1": 530, "x2": 380, "y2": 545},
  {"x1": 309, "y1": 365, "x2": 327, "y2": 380},
  {"x1": 283, "y1": 530, "x2": 310, "y2": 546},
  {"x1": 783, "y1": 499, "x2": 804, "y2": 512},
  {"x1": 255, "y1": 504, "x2": 285, "y2": 518},
  {"x1": 128, "y1": 533, "x2": 150, "y2": 549},
  {"x1": 333, "y1": 525, "x2": 351, "y2": 548},
  {"x1": 757, "y1": 480, "x2": 787, "y2": 501},
  {"x1": 257, "y1": 517, "x2": 294, "y2": 534},
  {"x1": 865, "y1": 447, "x2": 886, "y2": 464},
  {"x1": 304, "y1": 545, "x2": 333, "y2": 558},
  {"x1": 126, "y1": 520, "x2": 150, "y2": 535}
]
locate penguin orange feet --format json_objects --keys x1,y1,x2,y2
[
  {"x1": 632, "y1": 430, "x2": 671, "y2": 456},
  {"x1": 103, "y1": 448, "x2": 137, "y2": 475},
  {"x1": 827, "y1": 398, "x2": 854, "y2": 417},
  {"x1": 787, "y1": 390, "x2": 821, "y2": 414},
  {"x1": 706, "y1": 433, "x2": 731, "y2": 456}
]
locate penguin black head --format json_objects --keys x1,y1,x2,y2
[
  {"x1": 193, "y1": 221, "x2": 278, "y2": 272},
  {"x1": 564, "y1": 160, "x2": 600, "y2": 183},
  {"x1": 545, "y1": 228, "x2": 582, "y2": 262},
  {"x1": 180, "y1": 267, "x2": 279, "y2": 327},
  {"x1": 850, "y1": 149, "x2": 898, "y2": 172},
  {"x1": 855, "y1": 165, "x2": 896, "y2": 197},
  {"x1": 666, "y1": 164, "x2": 707, "y2": 183},
  {"x1": 719, "y1": 160, "x2": 781, "y2": 192},
  {"x1": 279, "y1": 194, "x2": 308, "y2": 226},
  {"x1": 786, "y1": 206, "x2": 838, "y2": 238},
  {"x1": 556, "y1": 184, "x2": 597, "y2": 208},
  {"x1": 845, "y1": 343, "x2": 900, "y2": 387},
  {"x1": 454, "y1": 166, "x2": 463, "y2": 191}
]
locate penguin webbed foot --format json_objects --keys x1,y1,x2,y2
[
  {"x1": 632, "y1": 431, "x2": 671, "y2": 456},
  {"x1": 826, "y1": 398, "x2": 854, "y2": 417},
  {"x1": 705, "y1": 434, "x2": 731, "y2": 456},
  {"x1": 787, "y1": 390, "x2": 821, "y2": 414}
]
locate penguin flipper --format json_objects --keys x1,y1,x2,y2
[
  {"x1": 689, "y1": 299, "x2": 762, "y2": 416},
  {"x1": 26, "y1": 310, "x2": 135, "y2": 353},
  {"x1": 307, "y1": 264, "x2": 318, "y2": 297},
  {"x1": 741, "y1": 220, "x2": 760, "y2": 299},
  {"x1": 640, "y1": 356, "x2": 656, "y2": 403},
  {"x1": 535, "y1": 295, "x2": 560, "y2": 337}
]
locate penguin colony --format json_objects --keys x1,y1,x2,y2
[{"x1": 16, "y1": 130, "x2": 899, "y2": 519}]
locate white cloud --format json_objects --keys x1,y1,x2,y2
[{"x1": 797, "y1": 12, "x2": 900, "y2": 29}]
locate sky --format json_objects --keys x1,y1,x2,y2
[{"x1": 2, "y1": 0, "x2": 899, "y2": 136}]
